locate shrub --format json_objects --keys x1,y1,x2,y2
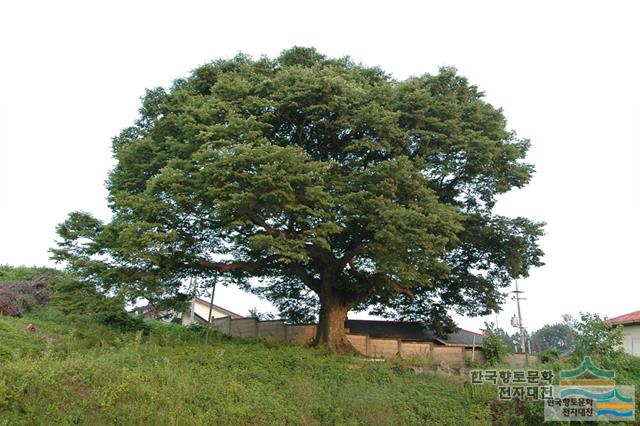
[
  {"x1": 482, "y1": 324, "x2": 509, "y2": 366},
  {"x1": 49, "y1": 277, "x2": 113, "y2": 317},
  {"x1": 47, "y1": 275, "x2": 151, "y2": 333},
  {"x1": 614, "y1": 353, "x2": 640, "y2": 385},
  {"x1": 465, "y1": 357, "x2": 482, "y2": 369},
  {"x1": 573, "y1": 312, "x2": 624, "y2": 360},
  {"x1": 94, "y1": 311, "x2": 150, "y2": 334},
  {"x1": 539, "y1": 348, "x2": 560, "y2": 364}
]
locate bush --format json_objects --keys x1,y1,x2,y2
[
  {"x1": 539, "y1": 348, "x2": 560, "y2": 364},
  {"x1": 483, "y1": 324, "x2": 510, "y2": 366},
  {"x1": 49, "y1": 277, "x2": 113, "y2": 318},
  {"x1": 573, "y1": 312, "x2": 624, "y2": 360},
  {"x1": 614, "y1": 353, "x2": 640, "y2": 385},
  {"x1": 94, "y1": 311, "x2": 150, "y2": 334},
  {"x1": 465, "y1": 357, "x2": 482, "y2": 369},
  {"x1": 47, "y1": 275, "x2": 152, "y2": 333}
]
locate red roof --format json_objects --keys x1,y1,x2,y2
[
  {"x1": 607, "y1": 310, "x2": 640, "y2": 325},
  {"x1": 458, "y1": 328, "x2": 486, "y2": 337}
]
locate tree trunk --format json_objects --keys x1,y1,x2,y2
[
  {"x1": 309, "y1": 265, "x2": 369, "y2": 354},
  {"x1": 151, "y1": 304, "x2": 161, "y2": 320},
  {"x1": 314, "y1": 300, "x2": 355, "y2": 353}
]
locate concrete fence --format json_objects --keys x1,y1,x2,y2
[
  {"x1": 505, "y1": 353, "x2": 539, "y2": 367},
  {"x1": 432, "y1": 346, "x2": 465, "y2": 365},
  {"x1": 400, "y1": 341, "x2": 432, "y2": 358},
  {"x1": 465, "y1": 348, "x2": 486, "y2": 364},
  {"x1": 285, "y1": 324, "x2": 317, "y2": 344},
  {"x1": 367, "y1": 337, "x2": 400, "y2": 357},
  {"x1": 257, "y1": 320, "x2": 286, "y2": 341},
  {"x1": 210, "y1": 316, "x2": 488, "y2": 365},
  {"x1": 209, "y1": 317, "x2": 543, "y2": 368},
  {"x1": 212, "y1": 317, "x2": 231, "y2": 334},
  {"x1": 229, "y1": 318, "x2": 258, "y2": 338}
]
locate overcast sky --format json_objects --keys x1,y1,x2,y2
[{"x1": 1, "y1": 1, "x2": 638, "y2": 333}]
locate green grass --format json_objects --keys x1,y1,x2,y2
[
  {"x1": 0, "y1": 264, "x2": 59, "y2": 284},
  {"x1": 0, "y1": 307, "x2": 505, "y2": 425},
  {"x1": 2, "y1": 265, "x2": 638, "y2": 424},
  {"x1": 4, "y1": 309, "x2": 640, "y2": 425}
]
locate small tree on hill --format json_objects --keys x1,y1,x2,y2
[
  {"x1": 573, "y1": 312, "x2": 623, "y2": 360},
  {"x1": 52, "y1": 47, "x2": 544, "y2": 353},
  {"x1": 482, "y1": 323, "x2": 510, "y2": 366}
]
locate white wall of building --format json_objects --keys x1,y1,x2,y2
[
  {"x1": 622, "y1": 324, "x2": 640, "y2": 356},
  {"x1": 182, "y1": 299, "x2": 243, "y2": 325}
]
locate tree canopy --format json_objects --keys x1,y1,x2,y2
[
  {"x1": 52, "y1": 47, "x2": 544, "y2": 352},
  {"x1": 530, "y1": 315, "x2": 575, "y2": 353}
]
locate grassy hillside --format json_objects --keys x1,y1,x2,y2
[
  {"x1": 1, "y1": 267, "x2": 637, "y2": 425},
  {"x1": 0, "y1": 306, "x2": 518, "y2": 426},
  {"x1": 0, "y1": 264, "x2": 59, "y2": 283}
]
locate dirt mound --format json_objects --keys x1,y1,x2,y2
[{"x1": 0, "y1": 273, "x2": 58, "y2": 316}]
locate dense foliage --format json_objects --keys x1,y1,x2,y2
[
  {"x1": 52, "y1": 47, "x2": 544, "y2": 351},
  {"x1": 529, "y1": 314, "x2": 575, "y2": 353},
  {"x1": 538, "y1": 348, "x2": 560, "y2": 364},
  {"x1": 573, "y1": 312, "x2": 624, "y2": 361},
  {"x1": 481, "y1": 323, "x2": 510, "y2": 366}
]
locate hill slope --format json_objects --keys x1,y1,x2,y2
[{"x1": 0, "y1": 307, "x2": 513, "y2": 425}]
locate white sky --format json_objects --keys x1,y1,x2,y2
[{"x1": 1, "y1": 1, "x2": 638, "y2": 334}]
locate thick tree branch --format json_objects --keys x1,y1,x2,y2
[
  {"x1": 336, "y1": 230, "x2": 371, "y2": 269},
  {"x1": 306, "y1": 244, "x2": 336, "y2": 266},
  {"x1": 249, "y1": 212, "x2": 293, "y2": 239},
  {"x1": 290, "y1": 263, "x2": 320, "y2": 292},
  {"x1": 389, "y1": 283, "x2": 415, "y2": 299},
  {"x1": 197, "y1": 255, "x2": 280, "y2": 272}
]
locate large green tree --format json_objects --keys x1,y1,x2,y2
[
  {"x1": 530, "y1": 314, "x2": 575, "y2": 353},
  {"x1": 52, "y1": 47, "x2": 544, "y2": 352}
]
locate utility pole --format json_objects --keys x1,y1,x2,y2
[
  {"x1": 189, "y1": 277, "x2": 196, "y2": 324},
  {"x1": 471, "y1": 334, "x2": 476, "y2": 361},
  {"x1": 514, "y1": 279, "x2": 526, "y2": 353},
  {"x1": 205, "y1": 273, "x2": 218, "y2": 343}
]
